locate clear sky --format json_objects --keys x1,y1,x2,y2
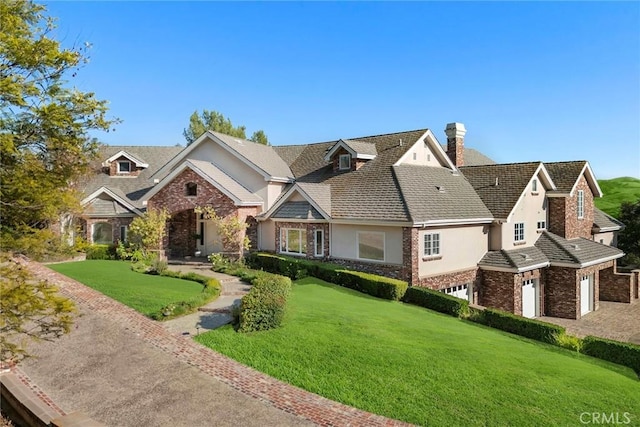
[{"x1": 45, "y1": 1, "x2": 639, "y2": 179}]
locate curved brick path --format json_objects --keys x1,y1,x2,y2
[{"x1": 17, "y1": 259, "x2": 411, "y2": 427}]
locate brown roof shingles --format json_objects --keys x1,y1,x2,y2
[
  {"x1": 535, "y1": 231, "x2": 623, "y2": 266},
  {"x1": 544, "y1": 161, "x2": 587, "y2": 193}
]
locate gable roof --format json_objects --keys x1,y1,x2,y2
[
  {"x1": 324, "y1": 139, "x2": 378, "y2": 161},
  {"x1": 593, "y1": 209, "x2": 625, "y2": 232},
  {"x1": 103, "y1": 150, "x2": 149, "y2": 168},
  {"x1": 545, "y1": 161, "x2": 602, "y2": 197},
  {"x1": 535, "y1": 231, "x2": 623, "y2": 268},
  {"x1": 479, "y1": 246, "x2": 549, "y2": 272},
  {"x1": 460, "y1": 162, "x2": 555, "y2": 220},
  {"x1": 81, "y1": 186, "x2": 144, "y2": 216},
  {"x1": 261, "y1": 182, "x2": 331, "y2": 220},
  {"x1": 143, "y1": 160, "x2": 263, "y2": 206},
  {"x1": 272, "y1": 201, "x2": 324, "y2": 220},
  {"x1": 393, "y1": 165, "x2": 493, "y2": 224},
  {"x1": 82, "y1": 145, "x2": 183, "y2": 209},
  {"x1": 152, "y1": 131, "x2": 294, "y2": 182}
]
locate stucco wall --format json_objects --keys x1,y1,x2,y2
[
  {"x1": 398, "y1": 138, "x2": 442, "y2": 167},
  {"x1": 259, "y1": 220, "x2": 276, "y2": 251},
  {"x1": 593, "y1": 231, "x2": 617, "y2": 247},
  {"x1": 418, "y1": 225, "x2": 487, "y2": 277},
  {"x1": 330, "y1": 224, "x2": 403, "y2": 265},
  {"x1": 501, "y1": 176, "x2": 547, "y2": 249}
]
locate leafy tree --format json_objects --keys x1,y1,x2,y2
[
  {"x1": 617, "y1": 200, "x2": 640, "y2": 267},
  {"x1": 0, "y1": 253, "x2": 76, "y2": 362},
  {"x1": 195, "y1": 206, "x2": 250, "y2": 257},
  {"x1": 183, "y1": 109, "x2": 268, "y2": 145},
  {"x1": 0, "y1": 0, "x2": 118, "y2": 257},
  {"x1": 128, "y1": 209, "x2": 171, "y2": 256}
]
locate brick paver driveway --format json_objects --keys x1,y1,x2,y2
[{"x1": 539, "y1": 301, "x2": 640, "y2": 344}]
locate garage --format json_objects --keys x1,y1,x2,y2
[
  {"x1": 442, "y1": 284, "x2": 471, "y2": 302},
  {"x1": 580, "y1": 274, "x2": 593, "y2": 316},
  {"x1": 522, "y1": 279, "x2": 538, "y2": 318}
]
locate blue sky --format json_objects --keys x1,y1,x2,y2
[{"x1": 46, "y1": 1, "x2": 639, "y2": 179}]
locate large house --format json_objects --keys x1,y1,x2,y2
[{"x1": 79, "y1": 123, "x2": 639, "y2": 320}]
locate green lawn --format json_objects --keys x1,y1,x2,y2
[
  {"x1": 196, "y1": 277, "x2": 640, "y2": 427},
  {"x1": 50, "y1": 260, "x2": 210, "y2": 316},
  {"x1": 596, "y1": 177, "x2": 640, "y2": 218}
]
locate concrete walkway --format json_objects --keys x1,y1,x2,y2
[
  {"x1": 13, "y1": 259, "x2": 409, "y2": 427},
  {"x1": 539, "y1": 301, "x2": 640, "y2": 344},
  {"x1": 162, "y1": 264, "x2": 251, "y2": 336}
]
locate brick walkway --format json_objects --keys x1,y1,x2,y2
[
  {"x1": 539, "y1": 301, "x2": 640, "y2": 344},
  {"x1": 17, "y1": 259, "x2": 411, "y2": 427}
]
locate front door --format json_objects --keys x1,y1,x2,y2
[
  {"x1": 522, "y1": 279, "x2": 538, "y2": 318},
  {"x1": 580, "y1": 275, "x2": 593, "y2": 316}
]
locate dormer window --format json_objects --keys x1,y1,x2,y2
[
  {"x1": 339, "y1": 154, "x2": 351, "y2": 170},
  {"x1": 117, "y1": 161, "x2": 131, "y2": 173},
  {"x1": 185, "y1": 182, "x2": 197, "y2": 196}
]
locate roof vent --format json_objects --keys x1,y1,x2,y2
[
  {"x1": 571, "y1": 244, "x2": 580, "y2": 250},
  {"x1": 520, "y1": 253, "x2": 532, "y2": 261},
  {"x1": 399, "y1": 138, "x2": 403, "y2": 147},
  {"x1": 494, "y1": 177, "x2": 499, "y2": 186},
  {"x1": 436, "y1": 185, "x2": 445, "y2": 193}
]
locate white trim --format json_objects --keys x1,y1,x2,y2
[
  {"x1": 413, "y1": 217, "x2": 494, "y2": 227},
  {"x1": 279, "y1": 227, "x2": 308, "y2": 256},
  {"x1": 91, "y1": 221, "x2": 114, "y2": 244},
  {"x1": 261, "y1": 184, "x2": 332, "y2": 220},
  {"x1": 479, "y1": 261, "x2": 549, "y2": 274},
  {"x1": 339, "y1": 153, "x2": 351, "y2": 170},
  {"x1": 356, "y1": 231, "x2": 385, "y2": 262},
  {"x1": 577, "y1": 190, "x2": 585, "y2": 219},
  {"x1": 506, "y1": 163, "x2": 556, "y2": 223},
  {"x1": 103, "y1": 150, "x2": 149, "y2": 168},
  {"x1": 569, "y1": 162, "x2": 602, "y2": 198},
  {"x1": 331, "y1": 219, "x2": 413, "y2": 227},
  {"x1": 423, "y1": 232, "x2": 441, "y2": 257},
  {"x1": 81, "y1": 187, "x2": 144, "y2": 216},
  {"x1": 117, "y1": 160, "x2": 132, "y2": 173},
  {"x1": 393, "y1": 130, "x2": 457, "y2": 170},
  {"x1": 323, "y1": 139, "x2": 377, "y2": 162},
  {"x1": 142, "y1": 161, "x2": 263, "y2": 207},
  {"x1": 314, "y1": 229, "x2": 324, "y2": 257},
  {"x1": 550, "y1": 253, "x2": 623, "y2": 268}
]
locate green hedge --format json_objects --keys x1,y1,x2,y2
[
  {"x1": 149, "y1": 271, "x2": 221, "y2": 320},
  {"x1": 402, "y1": 286, "x2": 470, "y2": 317},
  {"x1": 238, "y1": 271, "x2": 292, "y2": 333},
  {"x1": 247, "y1": 253, "x2": 407, "y2": 301},
  {"x1": 85, "y1": 244, "x2": 117, "y2": 260},
  {"x1": 582, "y1": 336, "x2": 640, "y2": 375},
  {"x1": 470, "y1": 308, "x2": 565, "y2": 344}
]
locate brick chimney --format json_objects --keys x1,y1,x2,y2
[{"x1": 445, "y1": 122, "x2": 466, "y2": 167}]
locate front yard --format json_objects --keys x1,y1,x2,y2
[
  {"x1": 50, "y1": 260, "x2": 217, "y2": 317},
  {"x1": 196, "y1": 277, "x2": 639, "y2": 426}
]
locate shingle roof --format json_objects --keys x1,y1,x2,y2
[
  {"x1": 460, "y1": 162, "x2": 542, "y2": 220},
  {"x1": 479, "y1": 246, "x2": 549, "y2": 271},
  {"x1": 187, "y1": 160, "x2": 263, "y2": 205},
  {"x1": 593, "y1": 209, "x2": 624, "y2": 232},
  {"x1": 272, "y1": 201, "x2": 324, "y2": 220},
  {"x1": 341, "y1": 139, "x2": 378, "y2": 157},
  {"x1": 393, "y1": 165, "x2": 492, "y2": 222},
  {"x1": 82, "y1": 145, "x2": 184, "y2": 208},
  {"x1": 296, "y1": 182, "x2": 331, "y2": 216},
  {"x1": 439, "y1": 145, "x2": 496, "y2": 166},
  {"x1": 544, "y1": 161, "x2": 587, "y2": 193},
  {"x1": 85, "y1": 197, "x2": 137, "y2": 216},
  {"x1": 209, "y1": 131, "x2": 294, "y2": 180},
  {"x1": 535, "y1": 231, "x2": 623, "y2": 266}
]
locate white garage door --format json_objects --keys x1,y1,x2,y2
[
  {"x1": 580, "y1": 275, "x2": 593, "y2": 316},
  {"x1": 522, "y1": 279, "x2": 538, "y2": 318},
  {"x1": 442, "y1": 284, "x2": 471, "y2": 302}
]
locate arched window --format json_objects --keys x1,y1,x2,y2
[
  {"x1": 92, "y1": 222, "x2": 113, "y2": 244},
  {"x1": 185, "y1": 182, "x2": 197, "y2": 196}
]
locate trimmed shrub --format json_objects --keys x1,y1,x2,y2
[
  {"x1": 85, "y1": 244, "x2": 116, "y2": 260},
  {"x1": 554, "y1": 332, "x2": 583, "y2": 352},
  {"x1": 149, "y1": 272, "x2": 221, "y2": 320},
  {"x1": 471, "y1": 308, "x2": 564, "y2": 344},
  {"x1": 248, "y1": 253, "x2": 407, "y2": 301},
  {"x1": 403, "y1": 286, "x2": 469, "y2": 317},
  {"x1": 582, "y1": 336, "x2": 640, "y2": 375},
  {"x1": 238, "y1": 271, "x2": 292, "y2": 333}
]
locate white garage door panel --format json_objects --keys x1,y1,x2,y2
[
  {"x1": 522, "y1": 279, "x2": 537, "y2": 318},
  {"x1": 580, "y1": 275, "x2": 592, "y2": 316}
]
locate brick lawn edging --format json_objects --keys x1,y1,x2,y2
[{"x1": 21, "y1": 259, "x2": 411, "y2": 427}]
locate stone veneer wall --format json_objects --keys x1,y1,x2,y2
[
  {"x1": 599, "y1": 265, "x2": 633, "y2": 303},
  {"x1": 548, "y1": 175, "x2": 594, "y2": 240},
  {"x1": 274, "y1": 222, "x2": 330, "y2": 260}
]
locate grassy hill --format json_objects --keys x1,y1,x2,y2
[{"x1": 596, "y1": 177, "x2": 640, "y2": 218}]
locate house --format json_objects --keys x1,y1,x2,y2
[{"x1": 79, "y1": 123, "x2": 638, "y2": 319}]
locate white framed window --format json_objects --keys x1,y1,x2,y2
[
  {"x1": 423, "y1": 233, "x2": 440, "y2": 257},
  {"x1": 280, "y1": 228, "x2": 307, "y2": 255},
  {"x1": 119, "y1": 225, "x2": 128, "y2": 242},
  {"x1": 117, "y1": 161, "x2": 131, "y2": 173},
  {"x1": 357, "y1": 231, "x2": 384, "y2": 261},
  {"x1": 532, "y1": 179, "x2": 538, "y2": 192},
  {"x1": 92, "y1": 222, "x2": 113, "y2": 244},
  {"x1": 314, "y1": 229, "x2": 324, "y2": 257},
  {"x1": 577, "y1": 190, "x2": 584, "y2": 219},
  {"x1": 537, "y1": 221, "x2": 546, "y2": 230},
  {"x1": 514, "y1": 223, "x2": 525, "y2": 242},
  {"x1": 339, "y1": 154, "x2": 351, "y2": 170}
]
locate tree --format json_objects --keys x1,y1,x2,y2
[
  {"x1": 617, "y1": 200, "x2": 640, "y2": 267},
  {"x1": 183, "y1": 109, "x2": 269, "y2": 145},
  {"x1": 0, "y1": 254, "x2": 76, "y2": 363},
  {"x1": 0, "y1": 0, "x2": 118, "y2": 257},
  {"x1": 128, "y1": 209, "x2": 170, "y2": 256},
  {"x1": 194, "y1": 206, "x2": 250, "y2": 257}
]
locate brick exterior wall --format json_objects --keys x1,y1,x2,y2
[
  {"x1": 274, "y1": 221, "x2": 329, "y2": 260},
  {"x1": 446, "y1": 136, "x2": 464, "y2": 167},
  {"x1": 148, "y1": 168, "x2": 258, "y2": 257},
  {"x1": 480, "y1": 269, "x2": 543, "y2": 315},
  {"x1": 107, "y1": 155, "x2": 143, "y2": 177},
  {"x1": 599, "y1": 265, "x2": 633, "y2": 303},
  {"x1": 403, "y1": 227, "x2": 419, "y2": 284},
  {"x1": 548, "y1": 175, "x2": 594, "y2": 240},
  {"x1": 82, "y1": 216, "x2": 135, "y2": 244},
  {"x1": 415, "y1": 268, "x2": 481, "y2": 305}
]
